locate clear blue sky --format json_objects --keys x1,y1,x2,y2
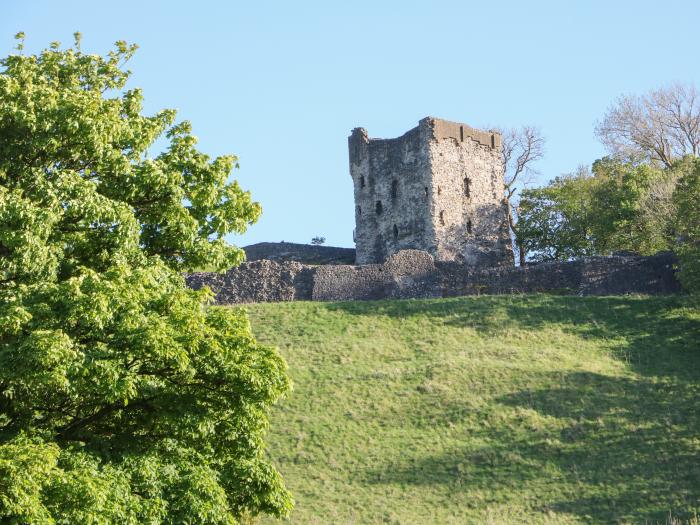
[{"x1": 3, "y1": 0, "x2": 699, "y2": 248}]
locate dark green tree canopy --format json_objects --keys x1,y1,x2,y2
[
  {"x1": 0, "y1": 34, "x2": 291, "y2": 524},
  {"x1": 516, "y1": 168, "x2": 599, "y2": 262},
  {"x1": 516, "y1": 151, "x2": 700, "y2": 294},
  {"x1": 674, "y1": 160, "x2": 700, "y2": 293},
  {"x1": 516, "y1": 158, "x2": 690, "y2": 263}
]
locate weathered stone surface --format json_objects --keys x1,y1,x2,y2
[
  {"x1": 243, "y1": 242, "x2": 355, "y2": 265},
  {"x1": 438, "y1": 259, "x2": 583, "y2": 296},
  {"x1": 186, "y1": 250, "x2": 681, "y2": 304},
  {"x1": 383, "y1": 249, "x2": 441, "y2": 299},
  {"x1": 439, "y1": 251, "x2": 680, "y2": 297},
  {"x1": 312, "y1": 250, "x2": 441, "y2": 301},
  {"x1": 349, "y1": 117, "x2": 513, "y2": 266},
  {"x1": 578, "y1": 252, "x2": 680, "y2": 296},
  {"x1": 312, "y1": 263, "x2": 387, "y2": 301},
  {"x1": 186, "y1": 259, "x2": 313, "y2": 304}
]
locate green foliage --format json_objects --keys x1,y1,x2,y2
[
  {"x1": 517, "y1": 159, "x2": 685, "y2": 261},
  {"x1": 0, "y1": 36, "x2": 291, "y2": 523},
  {"x1": 587, "y1": 158, "x2": 677, "y2": 255},
  {"x1": 248, "y1": 296, "x2": 700, "y2": 524},
  {"x1": 516, "y1": 169, "x2": 598, "y2": 261},
  {"x1": 674, "y1": 160, "x2": 700, "y2": 293},
  {"x1": 0, "y1": 34, "x2": 260, "y2": 275}
]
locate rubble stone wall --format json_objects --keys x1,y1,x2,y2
[
  {"x1": 428, "y1": 120, "x2": 513, "y2": 266},
  {"x1": 349, "y1": 117, "x2": 513, "y2": 267},
  {"x1": 185, "y1": 250, "x2": 681, "y2": 304},
  {"x1": 243, "y1": 242, "x2": 355, "y2": 265}
]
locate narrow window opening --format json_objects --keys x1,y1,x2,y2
[
  {"x1": 356, "y1": 205, "x2": 361, "y2": 216},
  {"x1": 437, "y1": 186, "x2": 442, "y2": 196},
  {"x1": 424, "y1": 186, "x2": 429, "y2": 198},
  {"x1": 467, "y1": 219, "x2": 472, "y2": 234},
  {"x1": 393, "y1": 224, "x2": 398, "y2": 239},
  {"x1": 439, "y1": 210, "x2": 445, "y2": 226},
  {"x1": 464, "y1": 177, "x2": 471, "y2": 198},
  {"x1": 491, "y1": 134, "x2": 495, "y2": 148},
  {"x1": 360, "y1": 175, "x2": 365, "y2": 188},
  {"x1": 460, "y1": 126, "x2": 464, "y2": 142},
  {"x1": 375, "y1": 201, "x2": 383, "y2": 215},
  {"x1": 391, "y1": 179, "x2": 398, "y2": 200}
]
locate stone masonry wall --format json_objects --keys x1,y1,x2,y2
[
  {"x1": 428, "y1": 119, "x2": 513, "y2": 266},
  {"x1": 349, "y1": 123, "x2": 435, "y2": 264},
  {"x1": 185, "y1": 250, "x2": 681, "y2": 304},
  {"x1": 313, "y1": 250, "x2": 441, "y2": 301},
  {"x1": 349, "y1": 117, "x2": 513, "y2": 267},
  {"x1": 187, "y1": 260, "x2": 314, "y2": 303},
  {"x1": 243, "y1": 242, "x2": 355, "y2": 265}
]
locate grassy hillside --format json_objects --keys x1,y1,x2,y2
[{"x1": 245, "y1": 295, "x2": 700, "y2": 524}]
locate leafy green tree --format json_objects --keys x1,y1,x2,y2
[
  {"x1": 516, "y1": 168, "x2": 598, "y2": 261},
  {"x1": 516, "y1": 158, "x2": 688, "y2": 262},
  {"x1": 586, "y1": 158, "x2": 673, "y2": 255},
  {"x1": 0, "y1": 34, "x2": 292, "y2": 523},
  {"x1": 673, "y1": 159, "x2": 700, "y2": 293}
]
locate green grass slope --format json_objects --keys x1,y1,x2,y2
[{"x1": 246, "y1": 295, "x2": 700, "y2": 525}]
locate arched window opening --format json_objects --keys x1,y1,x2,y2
[
  {"x1": 467, "y1": 219, "x2": 472, "y2": 234},
  {"x1": 464, "y1": 177, "x2": 471, "y2": 198},
  {"x1": 424, "y1": 186, "x2": 429, "y2": 198},
  {"x1": 360, "y1": 175, "x2": 365, "y2": 188},
  {"x1": 376, "y1": 201, "x2": 383, "y2": 215},
  {"x1": 393, "y1": 224, "x2": 398, "y2": 239},
  {"x1": 439, "y1": 210, "x2": 445, "y2": 226},
  {"x1": 391, "y1": 179, "x2": 398, "y2": 200}
]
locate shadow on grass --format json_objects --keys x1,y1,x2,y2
[
  {"x1": 325, "y1": 296, "x2": 700, "y2": 521},
  {"x1": 360, "y1": 370, "x2": 700, "y2": 523},
  {"x1": 325, "y1": 295, "x2": 700, "y2": 380}
]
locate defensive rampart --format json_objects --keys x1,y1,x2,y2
[
  {"x1": 243, "y1": 242, "x2": 356, "y2": 265},
  {"x1": 186, "y1": 250, "x2": 681, "y2": 304}
]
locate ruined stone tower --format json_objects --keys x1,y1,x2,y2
[{"x1": 348, "y1": 117, "x2": 513, "y2": 266}]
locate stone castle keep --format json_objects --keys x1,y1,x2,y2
[
  {"x1": 349, "y1": 117, "x2": 513, "y2": 266},
  {"x1": 186, "y1": 116, "x2": 681, "y2": 303}
]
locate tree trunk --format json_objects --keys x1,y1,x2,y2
[{"x1": 507, "y1": 203, "x2": 526, "y2": 266}]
